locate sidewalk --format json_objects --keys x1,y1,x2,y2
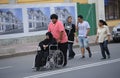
[{"x1": 0, "y1": 35, "x2": 96, "y2": 59}]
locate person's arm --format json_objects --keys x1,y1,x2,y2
[
  {"x1": 86, "y1": 22, "x2": 90, "y2": 37},
  {"x1": 95, "y1": 36, "x2": 99, "y2": 44},
  {"x1": 106, "y1": 26, "x2": 111, "y2": 42},
  {"x1": 72, "y1": 24, "x2": 77, "y2": 41},
  {"x1": 75, "y1": 24, "x2": 79, "y2": 43},
  {"x1": 58, "y1": 31, "x2": 63, "y2": 43},
  {"x1": 86, "y1": 28, "x2": 90, "y2": 37},
  {"x1": 39, "y1": 40, "x2": 46, "y2": 50},
  {"x1": 95, "y1": 28, "x2": 99, "y2": 43},
  {"x1": 57, "y1": 22, "x2": 65, "y2": 43}
]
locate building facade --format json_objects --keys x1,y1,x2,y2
[
  {"x1": 0, "y1": 0, "x2": 120, "y2": 27},
  {"x1": 55, "y1": 7, "x2": 75, "y2": 24},
  {"x1": 27, "y1": 8, "x2": 49, "y2": 32},
  {"x1": 0, "y1": 9, "x2": 23, "y2": 34}
]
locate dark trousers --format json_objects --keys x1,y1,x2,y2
[
  {"x1": 58, "y1": 42, "x2": 68, "y2": 66},
  {"x1": 99, "y1": 40, "x2": 110, "y2": 58},
  {"x1": 68, "y1": 43, "x2": 75, "y2": 58}
]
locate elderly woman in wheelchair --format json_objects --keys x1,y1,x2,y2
[{"x1": 33, "y1": 32, "x2": 64, "y2": 71}]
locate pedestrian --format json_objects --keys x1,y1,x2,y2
[
  {"x1": 95, "y1": 20, "x2": 111, "y2": 60},
  {"x1": 76, "y1": 15, "x2": 92, "y2": 58},
  {"x1": 34, "y1": 32, "x2": 57, "y2": 71},
  {"x1": 48, "y1": 14, "x2": 68, "y2": 67},
  {"x1": 64, "y1": 16, "x2": 77, "y2": 60}
]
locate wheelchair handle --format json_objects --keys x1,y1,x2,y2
[{"x1": 49, "y1": 44, "x2": 59, "y2": 51}]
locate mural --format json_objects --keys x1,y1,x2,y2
[
  {"x1": 27, "y1": 7, "x2": 50, "y2": 32},
  {"x1": 54, "y1": 6, "x2": 75, "y2": 24},
  {"x1": 0, "y1": 3, "x2": 76, "y2": 39},
  {"x1": 0, "y1": 8, "x2": 23, "y2": 35}
]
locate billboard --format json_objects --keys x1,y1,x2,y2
[
  {"x1": 0, "y1": 3, "x2": 77, "y2": 39},
  {"x1": 54, "y1": 6, "x2": 75, "y2": 24},
  {"x1": 27, "y1": 7, "x2": 50, "y2": 32},
  {"x1": 0, "y1": 8, "x2": 23, "y2": 35}
]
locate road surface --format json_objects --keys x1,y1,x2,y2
[{"x1": 0, "y1": 43, "x2": 120, "y2": 78}]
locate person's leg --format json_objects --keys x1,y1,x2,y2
[
  {"x1": 58, "y1": 42, "x2": 68, "y2": 66},
  {"x1": 79, "y1": 37, "x2": 85, "y2": 58},
  {"x1": 81, "y1": 48, "x2": 85, "y2": 58},
  {"x1": 103, "y1": 40, "x2": 110, "y2": 58},
  {"x1": 68, "y1": 43, "x2": 75, "y2": 59},
  {"x1": 99, "y1": 43, "x2": 106, "y2": 59},
  {"x1": 68, "y1": 43, "x2": 72, "y2": 57},
  {"x1": 70, "y1": 43, "x2": 75, "y2": 57},
  {"x1": 86, "y1": 47, "x2": 92, "y2": 58},
  {"x1": 84, "y1": 38, "x2": 92, "y2": 58}
]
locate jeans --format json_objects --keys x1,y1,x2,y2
[
  {"x1": 78, "y1": 36, "x2": 89, "y2": 48},
  {"x1": 99, "y1": 40, "x2": 110, "y2": 58},
  {"x1": 58, "y1": 42, "x2": 68, "y2": 66},
  {"x1": 68, "y1": 43, "x2": 75, "y2": 58}
]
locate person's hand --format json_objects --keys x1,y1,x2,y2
[
  {"x1": 57, "y1": 39, "x2": 61, "y2": 43},
  {"x1": 95, "y1": 40, "x2": 98, "y2": 44},
  {"x1": 43, "y1": 45, "x2": 48, "y2": 50},
  {"x1": 76, "y1": 38, "x2": 79, "y2": 43},
  {"x1": 108, "y1": 36, "x2": 111, "y2": 42},
  {"x1": 43, "y1": 45, "x2": 46, "y2": 48}
]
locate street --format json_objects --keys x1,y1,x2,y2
[{"x1": 0, "y1": 43, "x2": 120, "y2": 78}]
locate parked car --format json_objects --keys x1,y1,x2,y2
[{"x1": 112, "y1": 23, "x2": 120, "y2": 41}]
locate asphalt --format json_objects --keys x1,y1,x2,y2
[{"x1": 0, "y1": 43, "x2": 120, "y2": 78}]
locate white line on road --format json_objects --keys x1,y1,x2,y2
[
  {"x1": 24, "y1": 58, "x2": 120, "y2": 78},
  {"x1": 0, "y1": 66, "x2": 12, "y2": 70}
]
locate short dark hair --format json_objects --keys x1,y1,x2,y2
[
  {"x1": 78, "y1": 15, "x2": 83, "y2": 19},
  {"x1": 50, "y1": 14, "x2": 58, "y2": 19}
]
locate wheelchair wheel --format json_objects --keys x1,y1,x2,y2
[
  {"x1": 46, "y1": 54, "x2": 55, "y2": 69},
  {"x1": 54, "y1": 50, "x2": 64, "y2": 68}
]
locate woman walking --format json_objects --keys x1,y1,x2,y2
[
  {"x1": 95, "y1": 20, "x2": 111, "y2": 60},
  {"x1": 64, "y1": 16, "x2": 76, "y2": 60}
]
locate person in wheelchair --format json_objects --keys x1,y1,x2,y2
[
  {"x1": 34, "y1": 32, "x2": 57, "y2": 71},
  {"x1": 39, "y1": 32, "x2": 57, "y2": 52}
]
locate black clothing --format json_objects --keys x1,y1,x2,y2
[
  {"x1": 99, "y1": 40, "x2": 110, "y2": 59},
  {"x1": 39, "y1": 38, "x2": 57, "y2": 51},
  {"x1": 64, "y1": 23, "x2": 75, "y2": 58},
  {"x1": 58, "y1": 42, "x2": 68, "y2": 66},
  {"x1": 64, "y1": 23, "x2": 75, "y2": 42},
  {"x1": 35, "y1": 32, "x2": 57, "y2": 68},
  {"x1": 68, "y1": 43, "x2": 75, "y2": 58}
]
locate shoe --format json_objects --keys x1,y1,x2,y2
[
  {"x1": 36, "y1": 67, "x2": 40, "y2": 71},
  {"x1": 68, "y1": 57, "x2": 74, "y2": 60},
  {"x1": 101, "y1": 58, "x2": 106, "y2": 60},
  {"x1": 63, "y1": 63, "x2": 67, "y2": 67},
  {"x1": 81, "y1": 56, "x2": 85, "y2": 59},
  {"x1": 108, "y1": 55, "x2": 110, "y2": 59},
  {"x1": 32, "y1": 67, "x2": 36, "y2": 69},
  {"x1": 89, "y1": 52, "x2": 92, "y2": 58}
]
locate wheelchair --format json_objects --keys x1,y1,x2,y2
[
  {"x1": 45, "y1": 44, "x2": 64, "y2": 69},
  {"x1": 34, "y1": 44, "x2": 64, "y2": 71}
]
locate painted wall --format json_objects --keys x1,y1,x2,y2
[
  {"x1": 72, "y1": 0, "x2": 88, "y2": 3},
  {"x1": 107, "y1": 20, "x2": 120, "y2": 27},
  {"x1": 0, "y1": 3, "x2": 77, "y2": 39},
  {"x1": 0, "y1": 0, "x2": 88, "y2": 4},
  {"x1": 0, "y1": 0, "x2": 9, "y2": 4},
  {"x1": 17, "y1": 0, "x2": 64, "y2": 3}
]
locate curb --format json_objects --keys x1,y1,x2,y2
[
  {"x1": 0, "y1": 41, "x2": 114, "y2": 59},
  {"x1": 0, "y1": 51, "x2": 36, "y2": 59}
]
